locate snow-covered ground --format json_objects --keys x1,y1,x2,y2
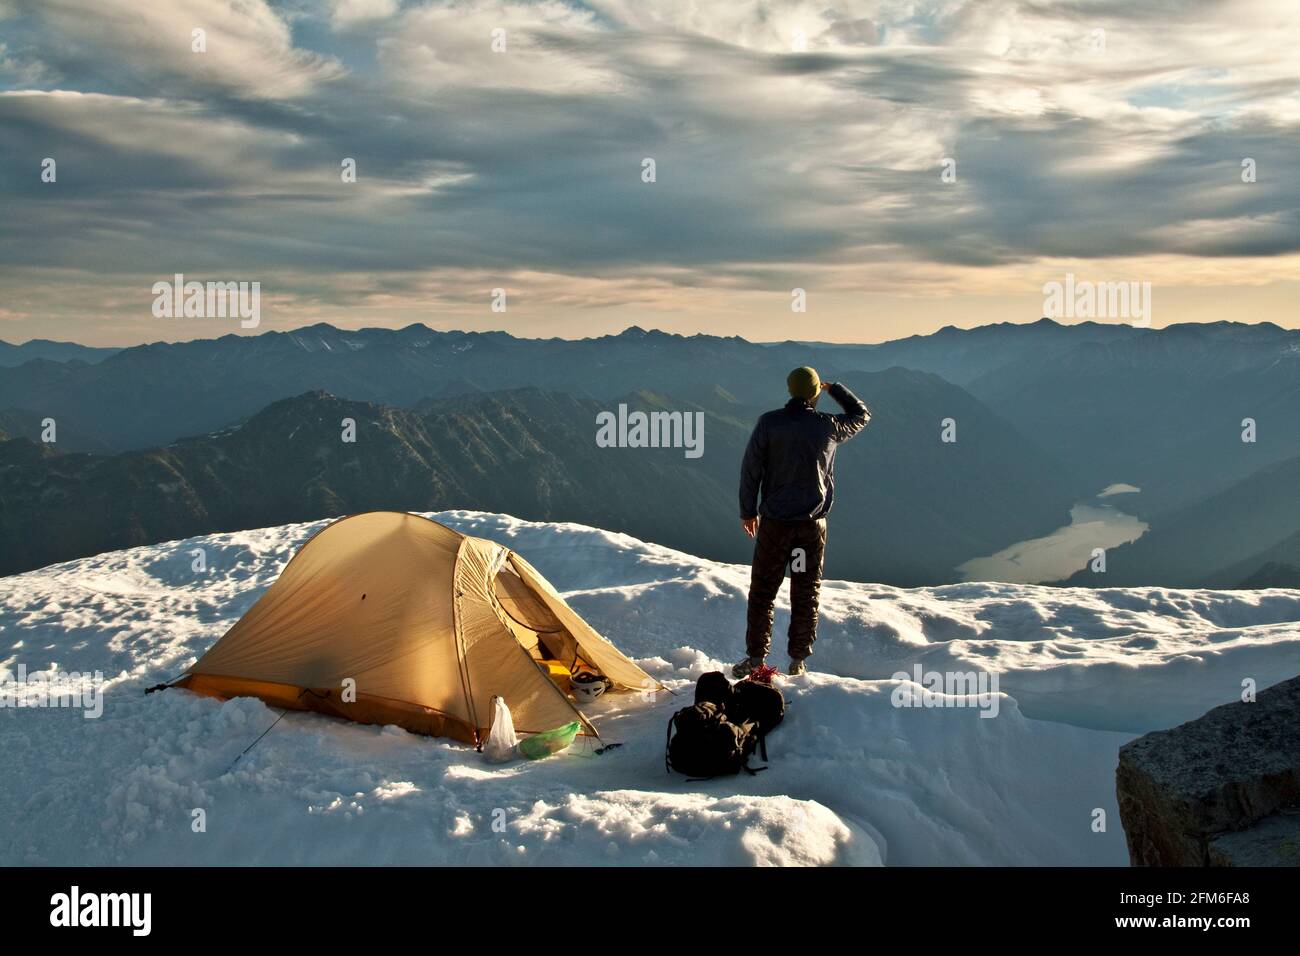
[{"x1": 2, "y1": 511, "x2": 1298, "y2": 866}]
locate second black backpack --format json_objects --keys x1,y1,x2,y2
[{"x1": 729, "y1": 678, "x2": 785, "y2": 737}]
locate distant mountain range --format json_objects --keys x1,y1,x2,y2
[
  {"x1": 797, "y1": 317, "x2": 1147, "y2": 386},
  {"x1": 0, "y1": 338, "x2": 119, "y2": 367},
  {"x1": 0, "y1": 389, "x2": 736, "y2": 576},
  {"x1": 2, "y1": 324, "x2": 821, "y2": 453},
  {"x1": 967, "y1": 322, "x2": 1300, "y2": 515},
  {"x1": 801, "y1": 318, "x2": 1300, "y2": 515},
  {"x1": 0, "y1": 374, "x2": 1072, "y2": 584},
  {"x1": 1, "y1": 319, "x2": 1297, "y2": 587}
]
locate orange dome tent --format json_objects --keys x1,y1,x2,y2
[{"x1": 175, "y1": 511, "x2": 659, "y2": 746}]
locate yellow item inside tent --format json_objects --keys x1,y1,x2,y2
[
  {"x1": 174, "y1": 511, "x2": 661, "y2": 746},
  {"x1": 541, "y1": 660, "x2": 572, "y2": 693}
]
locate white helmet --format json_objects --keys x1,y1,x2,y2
[{"x1": 570, "y1": 671, "x2": 610, "y2": 703}]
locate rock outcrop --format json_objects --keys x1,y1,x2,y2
[
  {"x1": 1207, "y1": 810, "x2": 1300, "y2": 866},
  {"x1": 1116, "y1": 674, "x2": 1300, "y2": 866}
]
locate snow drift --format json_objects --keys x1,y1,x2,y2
[{"x1": 2, "y1": 511, "x2": 1297, "y2": 866}]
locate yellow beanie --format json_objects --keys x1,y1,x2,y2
[{"x1": 787, "y1": 366, "x2": 820, "y2": 400}]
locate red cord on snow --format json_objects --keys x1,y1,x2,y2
[{"x1": 749, "y1": 663, "x2": 780, "y2": 685}]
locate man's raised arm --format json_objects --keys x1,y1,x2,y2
[{"x1": 824, "y1": 381, "x2": 870, "y2": 442}]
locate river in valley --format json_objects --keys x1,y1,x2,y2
[{"x1": 957, "y1": 484, "x2": 1148, "y2": 584}]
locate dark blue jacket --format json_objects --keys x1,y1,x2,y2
[{"x1": 739, "y1": 383, "x2": 870, "y2": 521}]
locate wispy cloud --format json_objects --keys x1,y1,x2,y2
[{"x1": 0, "y1": 0, "x2": 1297, "y2": 343}]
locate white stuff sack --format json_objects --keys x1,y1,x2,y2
[{"x1": 483, "y1": 695, "x2": 519, "y2": 762}]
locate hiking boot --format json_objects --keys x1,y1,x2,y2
[
  {"x1": 787, "y1": 658, "x2": 807, "y2": 677},
  {"x1": 732, "y1": 656, "x2": 764, "y2": 678}
]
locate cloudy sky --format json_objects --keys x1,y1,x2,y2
[{"x1": 0, "y1": 0, "x2": 1296, "y2": 346}]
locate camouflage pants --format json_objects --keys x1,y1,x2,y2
[{"x1": 744, "y1": 517, "x2": 828, "y2": 662}]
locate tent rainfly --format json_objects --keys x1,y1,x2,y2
[{"x1": 174, "y1": 511, "x2": 660, "y2": 746}]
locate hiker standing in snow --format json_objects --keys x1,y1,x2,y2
[{"x1": 735, "y1": 367, "x2": 870, "y2": 677}]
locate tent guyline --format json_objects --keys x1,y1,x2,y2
[
  {"x1": 222, "y1": 692, "x2": 305, "y2": 775},
  {"x1": 152, "y1": 511, "x2": 663, "y2": 747}
]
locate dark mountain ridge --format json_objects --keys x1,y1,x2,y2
[
  {"x1": 0, "y1": 338, "x2": 120, "y2": 367},
  {"x1": 5, "y1": 318, "x2": 1297, "y2": 588},
  {"x1": 0, "y1": 377, "x2": 1073, "y2": 584},
  {"x1": 1059, "y1": 454, "x2": 1300, "y2": 588}
]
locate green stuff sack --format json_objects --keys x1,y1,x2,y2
[{"x1": 517, "y1": 721, "x2": 581, "y2": 760}]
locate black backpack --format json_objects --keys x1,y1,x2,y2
[
  {"x1": 694, "y1": 670, "x2": 734, "y2": 709},
  {"x1": 665, "y1": 701, "x2": 762, "y2": 779},
  {"x1": 729, "y1": 678, "x2": 785, "y2": 737}
]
